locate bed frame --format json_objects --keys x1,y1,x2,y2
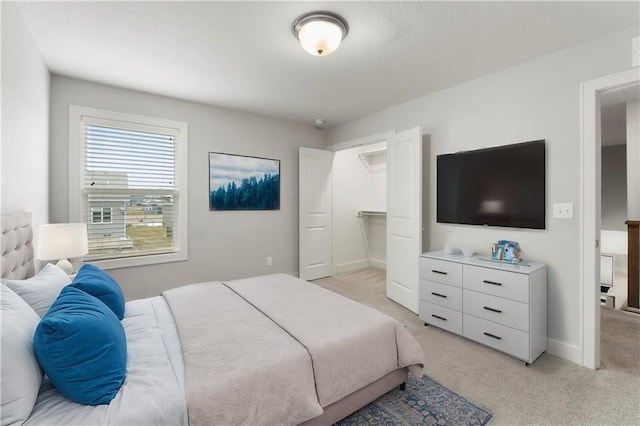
[
  {"x1": 0, "y1": 212, "x2": 407, "y2": 424},
  {"x1": 301, "y1": 368, "x2": 408, "y2": 425}
]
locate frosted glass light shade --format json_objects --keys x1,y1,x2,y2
[
  {"x1": 37, "y1": 223, "x2": 89, "y2": 274},
  {"x1": 293, "y1": 12, "x2": 348, "y2": 57}
]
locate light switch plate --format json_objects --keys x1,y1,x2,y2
[
  {"x1": 553, "y1": 203, "x2": 574, "y2": 219},
  {"x1": 633, "y1": 36, "x2": 639, "y2": 67}
]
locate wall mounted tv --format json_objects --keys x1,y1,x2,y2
[{"x1": 437, "y1": 140, "x2": 546, "y2": 230}]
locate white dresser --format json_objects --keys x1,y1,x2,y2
[{"x1": 419, "y1": 251, "x2": 547, "y2": 364}]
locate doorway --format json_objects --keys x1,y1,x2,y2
[
  {"x1": 332, "y1": 142, "x2": 388, "y2": 274},
  {"x1": 600, "y1": 85, "x2": 639, "y2": 310},
  {"x1": 580, "y1": 68, "x2": 640, "y2": 369},
  {"x1": 300, "y1": 127, "x2": 424, "y2": 313}
]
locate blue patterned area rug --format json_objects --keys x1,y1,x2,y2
[{"x1": 336, "y1": 375, "x2": 492, "y2": 425}]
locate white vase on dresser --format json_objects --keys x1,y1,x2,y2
[{"x1": 419, "y1": 250, "x2": 547, "y2": 365}]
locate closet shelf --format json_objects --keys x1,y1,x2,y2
[
  {"x1": 357, "y1": 210, "x2": 387, "y2": 217},
  {"x1": 358, "y1": 148, "x2": 387, "y2": 160}
]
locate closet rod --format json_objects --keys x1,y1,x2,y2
[{"x1": 357, "y1": 210, "x2": 387, "y2": 217}]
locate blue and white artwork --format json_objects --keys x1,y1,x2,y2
[{"x1": 209, "y1": 152, "x2": 280, "y2": 210}]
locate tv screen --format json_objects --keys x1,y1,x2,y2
[{"x1": 437, "y1": 140, "x2": 546, "y2": 230}]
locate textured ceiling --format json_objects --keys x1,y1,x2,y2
[{"x1": 15, "y1": 1, "x2": 640, "y2": 128}]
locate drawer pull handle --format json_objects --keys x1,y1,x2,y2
[
  {"x1": 483, "y1": 306, "x2": 502, "y2": 313},
  {"x1": 431, "y1": 292, "x2": 447, "y2": 298},
  {"x1": 483, "y1": 332, "x2": 502, "y2": 340},
  {"x1": 431, "y1": 314, "x2": 447, "y2": 321},
  {"x1": 432, "y1": 270, "x2": 448, "y2": 275},
  {"x1": 483, "y1": 280, "x2": 502, "y2": 286}
]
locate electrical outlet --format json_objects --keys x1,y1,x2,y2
[
  {"x1": 266, "y1": 256, "x2": 273, "y2": 266},
  {"x1": 553, "y1": 203, "x2": 574, "y2": 219}
]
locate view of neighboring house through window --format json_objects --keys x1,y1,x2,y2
[{"x1": 69, "y1": 106, "x2": 188, "y2": 268}]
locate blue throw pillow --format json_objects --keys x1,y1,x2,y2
[
  {"x1": 33, "y1": 286, "x2": 127, "y2": 406},
  {"x1": 71, "y1": 264, "x2": 125, "y2": 320}
]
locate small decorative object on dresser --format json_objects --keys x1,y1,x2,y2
[
  {"x1": 419, "y1": 250, "x2": 547, "y2": 365},
  {"x1": 460, "y1": 247, "x2": 474, "y2": 257},
  {"x1": 491, "y1": 240, "x2": 522, "y2": 263}
]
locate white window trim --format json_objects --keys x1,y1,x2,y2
[
  {"x1": 91, "y1": 207, "x2": 113, "y2": 224},
  {"x1": 69, "y1": 105, "x2": 188, "y2": 270}
]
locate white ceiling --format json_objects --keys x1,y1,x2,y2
[{"x1": 15, "y1": 1, "x2": 640, "y2": 128}]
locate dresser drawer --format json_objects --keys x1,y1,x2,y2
[
  {"x1": 463, "y1": 290, "x2": 529, "y2": 332},
  {"x1": 463, "y1": 265, "x2": 529, "y2": 303},
  {"x1": 463, "y1": 314, "x2": 530, "y2": 362},
  {"x1": 419, "y1": 301, "x2": 463, "y2": 335},
  {"x1": 420, "y1": 257, "x2": 463, "y2": 287},
  {"x1": 420, "y1": 279, "x2": 462, "y2": 311}
]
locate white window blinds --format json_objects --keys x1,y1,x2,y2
[{"x1": 81, "y1": 121, "x2": 180, "y2": 261}]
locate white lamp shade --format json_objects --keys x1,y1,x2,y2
[
  {"x1": 37, "y1": 223, "x2": 89, "y2": 261},
  {"x1": 298, "y1": 20, "x2": 344, "y2": 56}
]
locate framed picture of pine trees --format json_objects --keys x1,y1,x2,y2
[{"x1": 208, "y1": 152, "x2": 280, "y2": 210}]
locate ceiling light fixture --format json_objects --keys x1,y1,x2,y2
[{"x1": 292, "y1": 11, "x2": 349, "y2": 57}]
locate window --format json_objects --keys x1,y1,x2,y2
[
  {"x1": 69, "y1": 106, "x2": 188, "y2": 269},
  {"x1": 91, "y1": 207, "x2": 113, "y2": 224}
]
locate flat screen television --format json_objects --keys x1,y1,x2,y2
[{"x1": 437, "y1": 140, "x2": 546, "y2": 230}]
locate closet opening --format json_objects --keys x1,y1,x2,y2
[{"x1": 332, "y1": 142, "x2": 388, "y2": 274}]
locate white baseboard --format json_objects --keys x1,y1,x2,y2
[
  {"x1": 334, "y1": 259, "x2": 371, "y2": 274},
  {"x1": 369, "y1": 258, "x2": 387, "y2": 270},
  {"x1": 546, "y1": 338, "x2": 583, "y2": 366}
]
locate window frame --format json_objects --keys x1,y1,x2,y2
[
  {"x1": 91, "y1": 206, "x2": 113, "y2": 224},
  {"x1": 69, "y1": 105, "x2": 188, "y2": 270}
]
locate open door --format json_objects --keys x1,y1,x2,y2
[
  {"x1": 299, "y1": 147, "x2": 333, "y2": 281},
  {"x1": 386, "y1": 127, "x2": 422, "y2": 313}
]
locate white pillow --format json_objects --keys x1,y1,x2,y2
[
  {"x1": 1, "y1": 284, "x2": 43, "y2": 426},
  {"x1": 2, "y1": 263, "x2": 71, "y2": 317}
]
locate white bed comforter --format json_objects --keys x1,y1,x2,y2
[
  {"x1": 164, "y1": 273, "x2": 425, "y2": 426},
  {"x1": 23, "y1": 297, "x2": 188, "y2": 426},
  {"x1": 23, "y1": 273, "x2": 424, "y2": 426}
]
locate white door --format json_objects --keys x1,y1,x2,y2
[
  {"x1": 386, "y1": 127, "x2": 422, "y2": 313},
  {"x1": 299, "y1": 147, "x2": 333, "y2": 281}
]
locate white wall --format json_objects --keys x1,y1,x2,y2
[
  {"x1": 627, "y1": 100, "x2": 640, "y2": 220},
  {"x1": 1, "y1": 2, "x2": 50, "y2": 248},
  {"x1": 326, "y1": 26, "x2": 639, "y2": 362},
  {"x1": 332, "y1": 142, "x2": 386, "y2": 272},
  {"x1": 49, "y1": 76, "x2": 324, "y2": 300},
  {"x1": 601, "y1": 145, "x2": 627, "y2": 231}
]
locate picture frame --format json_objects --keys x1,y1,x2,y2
[{"x1": 209, "y1": 152, "x2": 280, "y2": 211}]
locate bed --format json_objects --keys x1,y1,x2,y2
[{"x1": 1, "y1": 212, "x2": 424, "y2": 426}]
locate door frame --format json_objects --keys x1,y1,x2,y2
[
  {"x1": 580, "y1": 68, "x2": 640, "y2": 369},
  {"x1": 326, "y1": 131, "x2": 396, "y2": 152}
]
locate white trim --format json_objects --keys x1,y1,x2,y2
[
  {"x1": 93, "y1": 250, "x2": 187, "y2": 270},
  {"x1": 369, "y1": 258, "x2": 387, "y2": 270},
  {"x1": 326, "y1": 130, "x2": 396, "y2": 152},
  {"x1": 68, "y1": 105, "x2": 189, "y2": 270},
  {"x1": 334, "y1": 259, "x2": 371, "y2": 274},
  {"x1": 580, "y1": 68, "x2": 639, "y2": 369},
  {"x1": 546, "y1": 338, "x2": 582, "y2": 366}
]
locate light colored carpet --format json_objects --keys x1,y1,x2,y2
[{"x1": 313, "y1": 268, "x2": 640, "y2": 425}]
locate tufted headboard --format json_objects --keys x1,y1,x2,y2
[{"x1": 1, "y1": 212, "x2": 35, "y2": 279}]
